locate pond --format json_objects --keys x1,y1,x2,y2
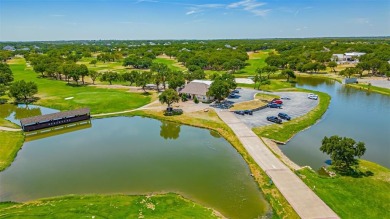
[
  {"x1": 281, "y1": 77, "x2": 390, "y2": 170},
  {"x1": 0, "y1": 105, "x2": 269, "y2": 219}
]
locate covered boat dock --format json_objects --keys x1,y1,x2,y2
[{"x1": 20, "y1": 108, "x2": 90, "y2": 132}]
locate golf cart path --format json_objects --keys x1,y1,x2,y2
[
  {"x1": 215, "y1": 109, "x2": 339, "y2": 219},
  {"x1": 0, "y1": 126, "x2": 21, "y2": 132}
]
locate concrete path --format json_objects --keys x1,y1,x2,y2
[
  {"x1": 0, "y1": 126, "x2": 21, "y2": 132},
  {"x1": 216, "y1": 110, "x2": 339, "y2": 219}
]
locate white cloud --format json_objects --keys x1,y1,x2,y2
[
  {"x1": 185, "y1": 3, "x2": 224, "y2": 16},
  {"x1": 227, "y1": 0, "x2": 269, "y2": 16},
  {"x1": 186, "y1": 10, "x2": 197, "y2": 15}
]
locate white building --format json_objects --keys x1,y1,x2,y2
[
  {"x1": 180, "y1": 80, "x2": 214, "y2": 102},
  {"x1": 332, "y1": 52, "x2": 366, "y2": 64}
]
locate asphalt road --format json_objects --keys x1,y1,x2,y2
[{"x1": 231, "y1": 89, "x2": 319, "y2": 128}]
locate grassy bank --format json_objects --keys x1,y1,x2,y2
[
  {"x1": 112, "y1": 109, "x2": 299, "y2": 219},
  {"x1": 253, "y1": 90, "x2": 330, "y2": 143},
  {"x1": 0, "y1": 193, "x2": 219, "y2": 218},
  {"x1": 297, "y1": 160, "x2": 390, "y2": 219},
  {"x1": 8, "y1": 58, "x2": 152, "y2": 114},
  {"x1": 238, "y1": 80, "x2": 297, "y2": 91},
  {"x1": 0, "y1": 131, "x2": 24, "y2": 171},
  {"x1": 347, "y1": 83, "x2": 390, "y2": 96},
  {"x1": 297, "y1": 73, "x2": 390, "y2": 96},
  {"x1": 0, "y1": 118, "x2": 20, "y2": 129}
]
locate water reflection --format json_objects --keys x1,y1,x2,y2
[
  {"x1": 160, "y1": 121, "x2": 181, "y2": 140},
  {"x1": 210, "y1": 130, "x2": 222, "y2": 138},
  {"x1": 0, "y1": 104, "x2": 58, "y2": 124}
]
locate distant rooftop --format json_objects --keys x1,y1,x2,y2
[{"x1": 192, "y1": 80, "x2": 213, "y2": 86}]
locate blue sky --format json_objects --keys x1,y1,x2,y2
[{"x1": 0, "y1": 0, "x2": 389, "y2": 41}]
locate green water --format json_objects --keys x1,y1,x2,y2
[{"x1": 0, "y1": 111, "x2": 269, "y2": 219}]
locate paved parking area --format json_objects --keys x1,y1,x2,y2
[
  {"x1": 226, "y1": 88, "x2": 260, "y2": 103},
  {"x1": 232, "y1": 90, "x2": 319, "y2": 128}
]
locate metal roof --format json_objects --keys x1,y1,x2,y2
[
  {"x1": 20, "y1": 108, "x2": 90, "y2": 126},
  {"x1": 180, "y1": 81, "x2": 210, "y2": 96}
]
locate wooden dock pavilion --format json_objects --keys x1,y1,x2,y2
[{"x1": 20, "y1": 108, "x2": 90, "y2": 132}]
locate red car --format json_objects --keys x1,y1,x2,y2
[{"x1": 272, "y1": 99, "x2": 283, "y2": 104}]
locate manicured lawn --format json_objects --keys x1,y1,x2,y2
[
  {"x1": 297, "y1": 160, "x2": 390, "y2": 219},
  {"x1": 154, "y1": 57, "x2": 187, "y2": 71},
  {"x1": 255, "y1": 93, "x2": 280, "y2": 101},
  {"x1": 0, "y1": 131, "x2": 24, "y2": 171},
  {"x1": 8, "y1": 58, "x2": 151, "y2": 114},
  {"x1": 239, "y1": 79, "x2": 297, "y2": 92},
  {"x1": 0, "y1": 193, "x2": 219, "y2": 218},
  {"x1": 235, "y1": 51, "x2": 269, "y2": 77},
  {"x1": 253, "y1": 90, "x2": 330, "y2": 143},
  {"x1": 0, "y1": 118, "x2": 19, "y2": 128},
  {"x1": 78, "y1": 58, "x2": 126, "y2": 73}
]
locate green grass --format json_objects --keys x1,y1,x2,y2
[
  {"x1": 297, "y1": 160, "x2": 390, "y2": 219},
  {"x1": 238, "y1": 79, "x2": 297, "y2": 91},
  {"x1": 253, "y1": 90, "x2": 331, "y2": 143},
  {"x1": 0, "y1": 193, "x2": 220, "y2": 218},
  {"x1": 255, "y1": 93, "x2": 280, "y2": 101},
  {"x1": 0, "y1": 118, "x2": 19, "y2": 128},
  {"x1": 9, "y1": 58, "x2": 151, "y2": 114},
  {"x1": 348, "y1": 83, "x2": 390, "y2": 96},
  {"x1": 78, "y1": 58, "x2": 126, "y2": 72},
  {"x1": 235, "y1": 51, "x2": 269, "y2": 77},
  {"x1": 0, "y1": 131, "x2": 24, "y2": 171},
  {"x1": 153, "y1": 57, "x2": 187, "y2": 71}
]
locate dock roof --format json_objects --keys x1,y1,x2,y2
[{"x1": 20, "y1": 108, "x2": 90, "y2": 126}]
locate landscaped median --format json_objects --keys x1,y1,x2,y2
[
  {"x1": 230, "y1": 93, "x2": 280, "y2": 111},
  {"x1": 253, "y1": 90, "x2": 331, "y2": 143},
  {"x1": 0, "y1": 193, "x2": 220, "y2": 218}
]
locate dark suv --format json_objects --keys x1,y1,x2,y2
[
  {"x1": 278, "y1": 112, "x2": 291, "y2": 120},
  {"x1": 267, "y1": 116, "x2": 282, "y2": 124}
]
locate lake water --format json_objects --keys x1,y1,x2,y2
[
  {"x1": 281, "y1": 77, "x2": 390, "y2": 169},
  {"x1": 0, "y1": 108, "x2": 269, "y2": 219}
]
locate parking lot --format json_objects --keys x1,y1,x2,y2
[{"x1": 229, "y1": 89, "x2": 319, "y2": 128}]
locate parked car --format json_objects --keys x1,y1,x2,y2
[
  {"x1": 228, "y1": 93, "x2": 237, "y2": 98},
  {"x1": 234, "y1": 110, "x2": 245, "y2": 115},
  {"x1": 232, "y1": 89, "x2": 240, "y2": 94},
  {"x1": 267, "y1": 103, "x2": 282, "y2": 108},
  {"x1": 307, "y1": 93, "x2": 318, "y2": 100},
  {"x1": 280, "y1": 96, "x2": 291, "y2": 100},
  {"x1": 267, "y1": 116, "x2": 282, "y2": 124},
  {"x1": 244, "y1": 110, "x2": 253, "y2": 115},
  {"x1": 272, "y1": 99, "x2": 283, "y2": 104},
  {"x1": 278, "y1": 112, "x2": 291, "y2": 120}
]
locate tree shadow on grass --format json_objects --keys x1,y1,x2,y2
[
  {"x1": 141, "y1": 92, "x2": 152, "y2": 96},
  {"x1": 336, "y1": 168, "x2": 374, "y2": 178},
  {"x1": 66, "y1": 83, "x2": 85, "y2": 88}
]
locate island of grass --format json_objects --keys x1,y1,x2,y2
[
  {"x1": 230, "y1": 93, "x2": 279, "y2": 111},
  {"x1": 0, "y1": 193, "x2": 220, "y2": 218}
]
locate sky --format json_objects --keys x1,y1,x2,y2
[{"x1": 0, "y1": 0, "x2": 389, "y2": 41}]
